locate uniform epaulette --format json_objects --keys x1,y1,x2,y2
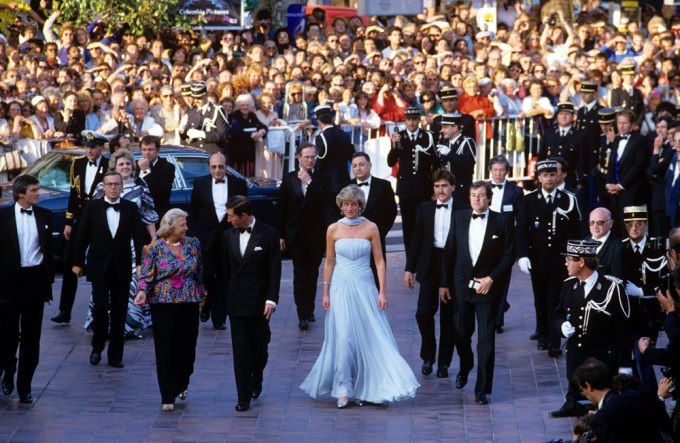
[
  {"x1": 564, "y1": 276, "x2": 578, "y2": 283},
  {"x1": 73, "y1": 155, "x2": 86, "y2": 160},
  {"x1": 526, "y1": 189, "x2": 540, "y2": 196},
  {"x1": 603, "y1": 275, "x2": 623, "y2": 285}
]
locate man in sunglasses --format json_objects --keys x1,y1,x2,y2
[{"x1": 585, "y1": 207, "x2": 623, "y2": 278}]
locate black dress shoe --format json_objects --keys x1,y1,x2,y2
[
  {"x1": 252, "y1": 383, "x2": 262, "y2": 399},
  {"x1": 298, "y1": 319, "x2": 309, "y2": 331},
  {"x1": 504, "y1": 302, "x2": 510, "y2": 313},
  {"x1": 548, "y1": 406, "x2": 586, "y2": 418},
  {"x1": 548, "y1": 348, "x2": 562, "y2": 358},
  {"x1": 50, "y1": 311, "x2": 71, "y2": 324},
  {"x1": 529, "y1": 332, "x2": 539, "y2": 340},
  {"x1": 200, "y1": 310, "x2": 210, "y2": 323},
  {"x1": 2, "y1": 378, "x2": 13, "y2": 395},
  {"x1": 213, "y1": 322, "x2": 226, "y2": 331},
  {"x1": 475, "y1": 393, "x2": 489, "y2": 405},
  {"x1": 495, "y1": 326, "x2": 504, "y2": 334},
  {"x1": 109, "y1": 361, "x2": 125, "y2": 368},
  {"x1": 421, "y1": 361, "x2": 433, "y2": 375},
  {"x1": 308, "y1": 314, "x2": 316, "y2": 323},
  {"x1": 536, "y1": 342, "x2": 548, "y2": 351},
  {"x1": 19, "y1": 393, "x2": 33, "y2": 404},
  {"x1": 436, "y1": 366, "x2": 449, "y2": 378},
  {"x1": 90, "y1": 351, "x2": 102, "y2": 365},
  {"x1": 456, "y1": 371, "x2": 469, "y2": 389},
  {"x1": 235, "y1": 403, "x2": 250, "y2": 412}
]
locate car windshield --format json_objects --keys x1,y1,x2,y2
[
  {"x1": 173, "y1": 156, "x2": 210, "y2": 188},
  {"x1": 22, "y1": 151, "x2": 79, "y2": 192}
]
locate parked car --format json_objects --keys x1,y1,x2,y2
[{"x1": 0, "y1": 145, "x2": 280, "y2": 256}]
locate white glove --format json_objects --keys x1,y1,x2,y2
[
  {"x1": 561, "y1": 321, "x2": 576, "y2": 338},
  {"x1": 187, "y1": 128, "x2": 206, "y2": 140},
  {"x1": 618, "y1": 367, "x2": 633, "y2": 376},
  {"x1": 436, "y1": 144, "x2": 451, "y2": 156},
  {"x1": 625, "y1": 281, "x2": 644, "y2": 297},
  {"x1": 518, "y1": 257, "x2": 532, "y2": 274}
]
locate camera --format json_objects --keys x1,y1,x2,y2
[
  {"x1": 547, "y1": 13, "x2": 558, "y2": 27},
  {"x1": 661, "y1": 367, "x2": 677, "y2": 396}
]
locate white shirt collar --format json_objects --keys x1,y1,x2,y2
[
  {"x1": 14, "y1": 203, "x2": 33, "y2": 214},
  {"x1": 357, "y1": 176, "x2": 371, "y2": 186},
  {"x1": 437, "y1": 198, "x2": 452, "y2": 208},
  {"x1": 542, "y1": 188, "x2": 557, "y2": 200},
  {"x1": 559, "y1": 125, "x2": 572, "y2": 134},
  {"x1": 632, "y1": 236, "x2": 647, "y2": 251},
  {"x1": 594, "y1": 230, "x2": 611, "y2": 244},
  {"x1": 581, "y1": 270, "x2": 599, "y2": 296},
  {"x1": 104, "y1": 197, "x2": 121, "y2": 204}
]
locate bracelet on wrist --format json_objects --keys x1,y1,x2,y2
[{"x1": 322, "y1": 281, "x2": 331, "y2": 285}]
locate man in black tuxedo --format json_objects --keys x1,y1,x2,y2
[
  {"x1": 610, "y1": 65, "x2": 645, "y2": 129},
  {"x1": 605, "y1": 109, "x2": 650, "y2": 237},
  {"x1": 389, "y1": 106, "x2": 440, "y2": 254},
  {"x1": 0, "y1": 175, "x2": 53, "y2": 404},
  {"x1": 73, "y1": 171, "x2": 146, "y2": 368},
  {"x1": 586, "y1": 207, "x2": 624, "y2": 278},
  {"x1": 52, "y1": 130, "x2": 109, "y2": 324},
  {"x1": 540, "y1": 102, "x2": 586, "y2": 188},
  {"x1": 277, "y1": 142, "x2": 334, "y2": 330},
  {"x1": 222, "y1": 196, "x2": 281, "y2": 412},
  {"x1": 348, "y1": 152, "x2": 397, "y2": 285},
  {"x1": 189, "y1": 152, "x2": 247, "y2": 330},
  {"x1": 405, "y1": 169, "x2": 461, "y2": 378},
  {"x1": 488, "y1": 155, "x2": 523, "y2": 333},
  {"x1": 440, "y1": 181, "x2": 515, "y2": 405},
  {"x1": 137, "y1": 135, "x2": 175, "y2": 221},
  {"x1": 181, "y1": 82, "x2": 230, "y2": 156},
  {"x1": 314, "y1": 104, "x2": 355, "y2": 194}
]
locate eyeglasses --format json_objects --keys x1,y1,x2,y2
[
  {"x1": 421, "y1": 99, "x2": 433, "y2": 103},
  {"x1": 564, "y1": 256, "x2": 581, "y2": 262},
  {"x1": 103, "y1": 182, "x2": 122, "y2": 187},
  {"x1": 589, "y1": 219, "x2": 611, "y2": 226}
]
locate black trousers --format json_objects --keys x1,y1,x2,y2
[
  {"x1": 530, "y1": 270, "x2": 563, "y2": 349},
  {"x1": 202, "y1": 245, "x2": 226, "y2": 327},
  {"x1": 288, "y1": 244, "x2": 324, "y2": 322},
  {"x1": 229, "y1": 314, "x2": 271, "y2": 405},
  {"x1": 456, "y1": 299, "x2": 498, "y2": 395},
  {"x1": 91, "y1": 271, "x2": 130, "y2": 364},
  {"x1": 415, "y1": 249, "x2": 456, "y2": 368},
  {"x1": 0, "y1": 266, "x2": 47, "y2": 396},
  {"x1": 399, "y1": 195, "x2": 427, "y2": 256},
  {"x1": 150, "y1": 303, "x2": 199, "y2": 404},
  {"x1": 58, "y1": 233, "x2": 79, "y2": 315},
  {"x1": 495, "y1": 274, "x2": 512, "y2": 328}
]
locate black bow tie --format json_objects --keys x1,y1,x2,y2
[
  {"x1": 88, "y1": 160, "x2": 97, "y2": 167},
  {"x1": 20, "y1": 208, "x2": 33, "y2": 215},
  {"x1": 436, "y1": 204, "x2": 448, "y2": 209},
  {"x1": 239, "y1": 227, "x2": 252, "y2": 234},
  {"x1": 105, "y1": 201, "x2": 120, "y2": 211},
  {"x1": 472, "y1": 213, "x2": 485, "y2": 220},
  {"x1": 214, "y1": 179, "x2": 225, "y2": 184},
  {"x1": 620, "y1": 134, "x2": 630, "y2": 140},
  {"x1": 491, "y1": 184, "x2": 502, "y2": 189},
  {"x1": 357, "y1": 182, "x2": 369, "y2": 187}
]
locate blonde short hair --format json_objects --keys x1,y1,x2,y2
[
  {"x1": 108, "y1": 149, "x2": 136, "y2": 175},
  {"x1": 336, "y1": 185, "x2": 366, "y2": 212},
  {"x1": 157, "y1": 208, "x2": 188, "y2": 238}
]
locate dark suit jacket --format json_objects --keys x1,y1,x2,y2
[
  {"x1": 586, "y1": 233, "x2": 624, "y2": 279},
  {"x1": 140, "y1": 157, "x2": 175, "y2": 220},
  {"x1": 0, "y1": 204, "x2": 53, "y2": 302},
  {"x1": 222, "y1": 221, "x2": 281, "y2": 317},
  {"x1": 189, "y1": 174, "x2": 247, "y2": 253},
  {"x1": 277, "y1": 169, "x2": 335, "y2": 249},
  {"x1": 73, "y1": 198, "x2": 146, "y2": 283},
  {"x1": 65, "y1": 155, "x2": 108, "y2": 225},
  {"x1": 646, "y1": 143, "x2": 673, "y2": 212},
  {"x1": 540, "y1": 126, "x2": 587, "y2": 187},
  {"x1": 605, "y1": 132, "x2": 649, "y2": 207},
  {"x1": 315, "y1": 125, "x2": 355, "y2": 193},
  {"x1": 664, "y1": 154, "x2": 680, "y2": 225},
  {"x1": 493, "y1": 180, "x2": 523, "y2": 219},
  {"x1": 441, "y1": 210, "x2": 515, "y2": 303},
  {"x1": 349, "y1": 176, "x2": 397, "y2": 243}
]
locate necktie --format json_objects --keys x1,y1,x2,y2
[
  {"x1": 620, "y1": 134, "x2": 629, "y2": 141},
  {"x1": 472, "y1": 213, "x2": 485, "y2": 220},
  {"x1": 546, "y1": 195, "x2": 553, "y2": 205},
  {"x1": 20, "y1": 208, "x2": 33, "y2": 215},
  {"x1": 89, "y1": 160, "x2": 97, "y2": 167},
  {"x1": 411, "y1": 134, "x2": 416, "y2": 141},
  {"x1": 105, "y1": 202, "x2": 120, "y2": 211},
  {"x1": 214, "y1": 178, "x2": 225, "y2": 184},
  {"x1": 491, "y1": 184, "x2": 502, "y2": 189},
  {"x1": 436, "y1": 204, "x2": 447, "y2": 209},
  {"x1": 239, "y1": 227, "x2": 252, "y2": 234},
  {"x1": 357, "y1": 182, "x2": 369, "y2": 187},
  {"x1": 635, "y1": 245, "x2": 640, "y2": 254},
  {"x1": 578, "y1": 280, "x2": 587, "y2": 299},
  {"x1": 560, "y1": 130, "x2": 565, "y2": 137}
]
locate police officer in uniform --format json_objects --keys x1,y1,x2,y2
[
  {"x1": 516, "y1": 160, "x2": 581, "y2": 357},
  {"x1": 575, "y1": 81, "x2": 603, "y2": 142},
  {"x1": 180, "y1": 82, "x2": 230, "y2": 157},
  {"x1": 620, "y1": 205, "x2": 667, "y2": 391},
  {"x1": 389, "y1": 106, "x2": 441, "y2": 254},
  {"x1": 611, "y1": 65, "x2": 645, "y2": 129},
  {"x1": 591, "y1": 108, "x2": 617, "y2": 209},
  {"x1": 436, "y1": 114, "x2": 476, "y2": 206},
  {"x1": 550, "y1": 240, "x2": 631, "y2": 418},
  {"x1": 313, "y1": 104, "x2": 355, "y2": 194},
  {"x1": 51, "y1": 131, "x2": 109, "y2": 324},
  {"x1": 540, "y1": 102, "x2": 586, "y2": 188},
  {"x1": 431, "y1": 86, "x2": 475, "y2": 141}
]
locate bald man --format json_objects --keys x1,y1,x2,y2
[{"x1": 586, "y1": 207, "x2": 624, "y2": 279}]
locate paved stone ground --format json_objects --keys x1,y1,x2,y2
[{"x1": 0, "y1": 252, "x2": 580, "y2": 442}]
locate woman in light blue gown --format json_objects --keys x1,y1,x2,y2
[{"x1": 300, "y1": 185, "x2": 419, "y2": 408}]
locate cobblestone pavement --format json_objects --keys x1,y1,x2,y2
[{"x1": 0, "y1": 252, "x2": 578, "y2": 442}]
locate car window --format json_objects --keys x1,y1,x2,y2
[
  {"x1": 174, "y1": 156, "x2": 209, "y2": 189},
  {"x1": 23, "y1": 152, "x2": 78, "y2": 192}
]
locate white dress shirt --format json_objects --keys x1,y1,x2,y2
[
  {"x1": 356, "y1": 176, "x2": 372, "y2": 203},
  {"x1": 541, "y1": 189, "x2": 557, "y2": 204},
  {"x1": 105, "y1": 197, "x2": 121, "y2": 237},
  {"x1": 617, "y1": 132, "x2": 630, "y2": 160},
  {"x1": 558, "y1": 125, "x2": 572, "y2": 137},
  {"x1": 15, "y1": 203, "x2": 43, "y2": 267},
  {"x1": 593, "y1": 231, "x2": 611, "y2": 254},
  {"x1": 434, "y1": 198, "x2": 452, "y2": 249},
  {"x1": 406, "y1": 129, "x2": 419, "y2": 141},
  {"x1": 581, "y1": 270, "x2": 599, "y2": 298},
  {"x1": 239, "y1": 219, "x2": 256, "y2": 256},
  {"x1": 469, "y1": 209, "x2": 489, "y2": 266},
  {"x1": 489, "y1": 180, "x2": 506, "y2": 213},
  {"x1": 631, "y1": 236, "x2": 647, "y2": 254},
  {"x1": 84, "y1": 156, "x2": 101, "y2": 195},
  {"x1": 212, "y1": 178, "x2": 228, "y2": 222}
]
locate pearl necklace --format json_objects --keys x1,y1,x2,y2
[{"x1": 168, "y1": 241, "x2": 180, "y2": 247}]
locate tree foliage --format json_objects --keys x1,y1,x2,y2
[{"x1": 56, "y1": 0, "x2": 200, "y2": 36}]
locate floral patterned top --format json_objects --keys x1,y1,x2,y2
[{"x1": 138, "y1": 236, "x2": 206, "y2": 304}]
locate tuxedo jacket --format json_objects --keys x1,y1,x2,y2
[
  {"x1": 405, "y1": 200, "x2": 459, "y2": 282},
  {"x1": 586, "y1": 233, "x2": 624, "y2": 279},
  {"x1": 0, "y1": 204, "x2": 53, "y2": 302},
  {"x1": 222, "y1": 221, "x2": 281, "y2": 317},
  {"x1": 492, "y1": 180, "x2": 523, "y2": 219},
  {"x1": 540, "y1": 126, "x2": 586, "y2": 187},
  {"x1": 441, "y1": 210, "x2": 515, "y2": 303},
  {"x1": 315, "y1": 126, "x2": 355, "y2": 193},
  {"x1": 139, "y1": 157, "x2": 175, "y2": 220},
  {"x1": 610, "y1": 87, "x2": 645, "y2": 127},
  {"x1": 605, "y1": 132, "x2": 649, "y2": 207},
  {"x1": 646, "y1": 143, "x2": 674, "y2": 211},
  {"x1": 277, "y1": 169, "x2": 335, "y2": 249},
  {"x1": 189, "y1": 174, "x2": 247, "y2": 253},
  {"x1": 73, "y1": 198, "x2": 146, "y2": 283},
  {"x1": 664, "y1": 153, "x2": 680, "y2": 224},
  {"x1": 348, "y1": 176, "x2": 397, "y2": 242},
  {"x1": 65, "y1": 155, "x2": 108, "y2": 226}
]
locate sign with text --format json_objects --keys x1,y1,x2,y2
[
  {"x1": 179, "y1": 0, "x2": 244, "y2": 29},
  {"x1": 357, "y1": 0, "x2": 422, "y2": 17}
]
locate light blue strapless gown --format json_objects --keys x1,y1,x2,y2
[{"x1": 300, "y1": 238, "x2": 419, "y2": 403}]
